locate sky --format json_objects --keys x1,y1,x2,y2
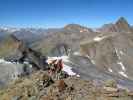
[{"x1": 0, "y1": 0, "x2": 133, "y2": 28}]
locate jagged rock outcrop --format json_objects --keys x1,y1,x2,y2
[
  {"x1": 12, "y1": 35, "x2": 49, "y2": 70},
  {"x1": 98, "y1": 23, "x2": 117, "y2": 32},
  {"x1": 99, "y1": 17, "x2": 132, "y2": 32},
  {"x1": 51, "y1": 43, "x2": 70, "y2": 56},
  {"x1": 115, "y1": 17, "x2": 131, "y2": 32},
  {"x1": 0, "y1": 34, "x2": 48, "y2": 70}
]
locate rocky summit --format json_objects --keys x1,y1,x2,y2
[
  {"x1": 1, "y1": 17, "x2": 133, "y2": 100},
  {"x1": 0, "y1": 71, "x2": 133, "y2": 100}
]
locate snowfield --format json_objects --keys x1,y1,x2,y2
[
  {"x1": 119, "y1": 71, "x2": 128, "y2": 78},
  {"x1": 47, "y1": 56, "x2": 80, "y2": 77},
  {"x1": 63, "y1": 64, "x2": 76, "y2": 76}
]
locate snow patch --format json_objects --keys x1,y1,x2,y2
[
  {"x1": 120, "y1": 51, "x2": 124, "y2": 55},
  {"x1": 115, "y1": 48, "x2": 121, "y2": 59},
  {"x1": 91, "y1": 60, "x2": 95, "y2": 64},
  {"x1": 0, "y1": 59, "x2": 12, "y2": 64},
  {"x1": 47, "y1": 56, "x2": 80, "y2": 77},
  {"x1": 86, "y1": 55, "x2": 90, "y2": 58},
  {"x1": 76, "y1": 74, "x2": 80, "y2": 77},
  {"x1": 108, "y1": 68, "x2": 113, "y2": 72},
  {"x1": 47, "y1": 56, "x2": 70, "y2": 64},
  {"x1": 48, "y1": 56, "x2": 70, "y2": 62},
  {"x1": 48, "y1": 56, "x2": 79, "y2": 66},
  {"x1": 93, "y1": 37, "x2": 103, "y2": 41},
  {"x1": 61, "y1": 56, "x2": 70, "y2": 62},
  {"x1": 63, "y1": 64, "x2": 76, "y2": 76},
  {"x1": 80, "y1": 30, "x2": 83, "y2": 33},
  {"x1": 86, "y1": 55, "x2": 95, "y2": 65},
  {"x1": 119, "y1": 71, "x2": 128, "y2": 78},
  {"x1": 73, "y1": 52, "x2": 81, "y2": 56},
  {"x1": 117, "y1": 62, "x2": 126, "y2": 71}
]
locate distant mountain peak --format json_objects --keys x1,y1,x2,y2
[
  {"x1": 118, "y1": 17, "x2": 126, "y2": 21},
  {"x1": 115, "y1": 17, "x2": 131, "y2": 32},
  {"x1": 64, "y1": 24, "x2": 93, "y2": 33},
  {"x1": 116, "y1": 17, "x2": 129, "y2": 25},
  {"x1": 98, "y1": 17, "x2": 131, "y2": 33}
]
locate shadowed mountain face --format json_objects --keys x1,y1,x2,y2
[{"x1": 0, "y1": 35, "x2": 21, "y2": 58}]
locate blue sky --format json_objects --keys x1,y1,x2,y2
[{"x1": 0, "y1": 0, "x2": 133, "y2": 28}]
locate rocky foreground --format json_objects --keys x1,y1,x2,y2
[{"x1": 0, "y1": 71, "x2": 133, "y2": 100}]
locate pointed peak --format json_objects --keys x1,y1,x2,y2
[
  {"x1": 115, "y1": 17, "x2": 131, "y2": 32},
  {"x1": 118, "y1": 17, "x2": 126, "y2": 21},
  {"x1": 116, "y1": 17, "x2": 129, "y2": 25}
]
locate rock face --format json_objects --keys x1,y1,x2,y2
[
  {"x1": 0, "y1": 34, "x2": 48, "y2": 70},
  {"x1": 50, "y1": 43, "x2": 70, "y2": 56},
  {"x1": 0, "y1": 71, "x2": 133, "y2": 100},
  {"x1": 0, "y1": 35, "x2": 49, "y2": 88},
  {"x1": 98, "y1": 23, "x2": 117, "y2": 32},
  {"x1": 115, "y1": 17, "x2": 131, "y2": 32},
  {"x1": 0, "y1": 35, "x2": 21, "y2": 58},
  {"x1": 12, "y1": 35, "x2": 49, "y2": 70},
  {"x1": 99, "y1": 17, "x2": 132, "y2": 32},
  {"x1": 80, "y1": 31, "x2": 133, "y2": 80},
  {"x1": 78, "y1": 17, "x2": 133, "y2": 82},
  {"x1": 0, "y1": 59, "x2": 31, "y2": 89}
]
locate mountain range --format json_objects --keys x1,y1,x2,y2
[{"x1": 1, "y1": 17, "x2": 133, "y2": 92}]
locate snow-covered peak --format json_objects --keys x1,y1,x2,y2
[{"x1": 0, "y1": 26, "x2": 20, "y2": 33}]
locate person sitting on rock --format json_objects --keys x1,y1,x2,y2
[
  {"x1": 48, "y1": 59, "x2": 57, "y2": 75},
  {"x1": 48, "y1": 59, "x2": 63, "y2": 74},
  {"x1": 56, "y1": 59, "x2": 63, "y2": 73}
]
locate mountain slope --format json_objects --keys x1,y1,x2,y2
[
  {"x1": 32, "y1": 24, "x2": 98, "y2": 56},
  {"x1": 0, "y1": 35, "x2": 21, "y2": 58},
  {"x1": 80, "y1": 31, "x2": 133, "y2": 80},
  {"x1": 1, "y1": 17, "x2": 133, "y2": 90}
]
